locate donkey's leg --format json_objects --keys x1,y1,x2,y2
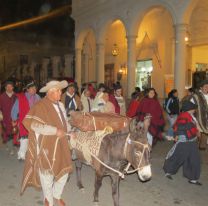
[
  {"x1": 75, "y1": 160, "x2": 84, "y2": 190},
  {"x1": 93, "y1": 172, "x2": 103, "y2": 203},
  {"x1": 110, "y1": 175, "x2": 120, "y2": 206}
]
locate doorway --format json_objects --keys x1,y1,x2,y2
[
  {"x1": 105, "y1": 63, "x2": 114, "y2": 88},
  {"x1": 136, "y1": 59, "x2": 153, "y2": 90}
]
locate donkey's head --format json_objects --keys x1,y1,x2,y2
[{"x1": 126, "y1": 114, "x2": 152, "y2": 181}]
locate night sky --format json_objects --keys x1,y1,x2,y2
[{"x1": 0, "y1": 0, "x2": 74, "y2": 37}]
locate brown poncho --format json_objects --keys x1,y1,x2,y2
[
  {"x1": 20, "y1": 97, "x2": 73, "y2": 194},
  {"x1": 192, "y1": 92, "x2": 208, "y2": 133}
]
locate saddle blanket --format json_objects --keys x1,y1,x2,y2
[{"x1": 70, "y1": 128, "x2": 113, "y2": 164}]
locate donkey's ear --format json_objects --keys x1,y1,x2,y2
[{"x1": 129, "y1": 118, "x2": 137, "y2": 133}]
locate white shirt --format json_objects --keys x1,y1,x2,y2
[{"x1": 66, "y1": 92, "x2": 77, "y2": 110}]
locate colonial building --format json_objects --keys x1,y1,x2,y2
[
  {"x1": 0, "y1": 30, "x2": 74, "y2": 86},
  {"x1": 72, "y1": 0, "x2": 208, "y2": 98}
]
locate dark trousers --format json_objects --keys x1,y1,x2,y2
[{"x1": 163, "y1": 141, "x2": 201, "y2": 180}]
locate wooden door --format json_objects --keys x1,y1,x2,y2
[{"x1": 104, "y1": 63, "x2": 114, "y2": 88}]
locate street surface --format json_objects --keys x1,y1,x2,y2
[{"x1": 0, "y1": 141, "x2": 207, "y2": 206}]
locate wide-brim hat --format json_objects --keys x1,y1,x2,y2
[
  {"x1": 181, "y1": 100, "x2": 198, "y2": 112},
  {"x1": 39, "y1": 80, "x2": 68, "y2": 93}
]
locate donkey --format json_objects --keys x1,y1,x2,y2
[{"x1": 71, "y1": 115, "x2": 152, "y2": 206}]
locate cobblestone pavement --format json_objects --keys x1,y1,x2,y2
[{"x1": 0, "y1": 140, "x2": 208, "y2": 206}]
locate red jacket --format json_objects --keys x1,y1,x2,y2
[{"x1": 173, "y1": 112, "x2": 198, "y2": 139}]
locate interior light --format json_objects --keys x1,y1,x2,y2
[
  {"x1": 119, "y1": 69, "x2": 123, "y2": 73},
  {"x1": 112, "y1": 44, "x2": 119, "y2": 56}
]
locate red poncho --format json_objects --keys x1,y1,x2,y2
[
  {"x1": 126, "y1": 99, "x2": 140, "y2": 118},
  {"x1": 137, "y1": 97, "x2": 165, "y2": 140},
  {"x1": 0, "y1": 92, "x2": 16, "y2": 142},
  {"x1": 109, "y1": 94, "x2": 120, "y2": 114},
  {"x1": 16, "y1": 93, "x2": 30, "y2": 137}
]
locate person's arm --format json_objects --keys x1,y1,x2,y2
[
  {"x1": 31, "y1": 122, "x2": 57, "y2": 135},
  {"x1": 190, "y1": 97, "x2": 196, "y2": 104},
  {"x1": 24, "y1": 102, "x2": 67, "y2": 137},
  {"x1": 31, "y1": 121, "x2": 66, "y2": 137},
  {"x1": 165, "y1": 98, "x2": 172, "y2": 114},
  {"x1": 11, "y1": 99, "x2": 19, "y2": 121}
]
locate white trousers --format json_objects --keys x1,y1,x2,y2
[
  {"x1": 39, "y1": 170, "x2": 68, "y2": 206},
  {"x1": 147, "y1": 132, "x2": 153, "y2": 146},
  {"x1": 18, "y1": 138, "x2": 28, "y2": 160}
]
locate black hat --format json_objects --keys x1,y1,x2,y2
[
  {"x1": 114, "y1": 84, "x2": 122, "y2": 91},
  {"x1": 67, "y1": 82, "x2": 75, "y2": 88},
  {"x1": 98, "y1": 83, "x2": 106, "y2": 90},
  {"x1": 26, "y1": 81, "x2": 36, "y2": 89},
  {"x1": 200, "y1": 79, "x2": 208, "y2": 87},
  {"x1": 181, "y1": 100, "x2": 198, "y2": 112},
  {"x1": 4, "y1": 80, "x2": 14, "y2": 87}
]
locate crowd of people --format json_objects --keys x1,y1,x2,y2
[{"x1": 0, "y1": 77, "x2": 207, "y2": 206}]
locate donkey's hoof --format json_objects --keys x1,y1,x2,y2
[
  {"x1": 80, "y1": 188, "x2": 85, "y2": 194},
  {"x1": 93, "y1": 202, "x2": 99, "y2": 206}
]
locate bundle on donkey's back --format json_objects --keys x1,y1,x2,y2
[
  {"x1": 70, "y1": 111, "x2": 129, "y2": 132},
  {"x1": 69, "y1": 111, "x2": 152, "y2": 206}
]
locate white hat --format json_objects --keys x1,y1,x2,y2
[{"x1": 39, "y1": 80, "x2": 68, "y2": 93}]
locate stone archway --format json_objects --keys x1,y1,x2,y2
[
  {"x1": 128, "y1": 1, "x2": 199, "y2": 98},
  {"x1": 82, "y1": 31, "x2": 96, "y2": 84},
  {"x1": 135, "y1": 6, "x2": 175, "y2": 97},
  {"x1": 129, "y1": 2, "x2": 177, "y2": 37},
  {"x1": 104, "y1": 20, "x2": 127, "y2": 92},
  {"x1": 188, "y1": 0, "x2": 208, "y2": 88},
  {"x1": 92, "y1": 16, "x2": 128, "y2": 92},
  {"x1": 75, "y1": 28, "x2": 96, "y2": 87}
]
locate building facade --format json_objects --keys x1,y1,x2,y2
[
  {"x1": 72, "y1": 0, "x2": 208, "y2": 98},
  {"x1": 0, "y1": 31, "x2": 74, "y2": 86}
]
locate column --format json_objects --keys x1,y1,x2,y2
[
  {"x1": 96, "y1": 43, "x2": 105, "y2": 83},
  {"x1": 52, "y1": 56, "x2": 61, "y2": 78},
  {"x1": 22, "y1": 64, "x2": 28, "y2": 77},
  {"x1": 186, "y1": 45, "x2": 192, "y2": 87},
  {"x1": 75, "y1": 48, "x2": 82, "y2": 88},
  {"x1": 64, "y1": 54, "x2": 73, "y2": 77},
  {"x1": 84, "y1": 53, "x2": 89, "y2": 83},
  {"x1": 29, "y1": 62, "x2": 36, "y2": 79},
  {"x1": 174, "y1": 24, "x2": 188, "y2": 99},
  {"x1": 42, "y1": 58, "x2": 50, "y2": 82},
  {"x1": 127, "y1": 35, "x2": 137, "y2": 99}
]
